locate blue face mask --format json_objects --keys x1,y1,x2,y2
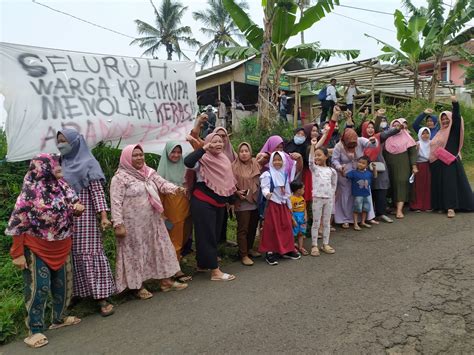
[{"x1": 293, "y1": 135, "x2": 306, "y2": 145}]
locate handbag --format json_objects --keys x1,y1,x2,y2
[
  {"x1": 372, "y1": 161, "x2": 386, "y2": 172},
  {"x1": 434, "y1": 147, "x2": 457, "y2": 165}
]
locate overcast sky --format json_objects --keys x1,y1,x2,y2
[{"x1": 0, "y1": 0, "x2": 467, "y2": 127}]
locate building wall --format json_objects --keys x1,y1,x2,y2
[{"x1": 450, "y1": 60, "x2": 469, "y2": 86}]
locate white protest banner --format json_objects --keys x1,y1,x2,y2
[{"x1": 0, "y1": 42, "x2": 197, "y2": 161}]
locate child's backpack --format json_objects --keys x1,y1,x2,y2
[{"x1": 317, "y1": 86, "x2": 327, "y2": 101}]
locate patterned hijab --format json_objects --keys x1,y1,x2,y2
[
  {"x1": 5, "y1": 154, "x2": 79, "y2": 241},
  {"x1": 232, "y1": 142, "x2": 261, "y2": 203},
  {"x1": 117, "y1": 144, "x2": 164, "y2": 213},
  {"x1": 361, "y1": 121, "x2": 382, "y2": 162},
  {"x1": 58, "y1": 128, "x2": 105, "y2": 193},
  {"x1": 429, "y1": 111, "x2": 464, "y2": 163},
  {"x1": 213, "y1": 127, "x2": 236, "y2": 162},
  {"x1": 157, "y1": 141, "x2": 185, "y2": 187},
  {"x1": 199, "y1": 133, "x2": 237, "y2": 197}
]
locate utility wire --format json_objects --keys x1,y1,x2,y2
[
  {"x1": 332, "y1": 12, "x2": 396, "y2": 33},
  {"x1": 31, "y1": 0, "x2": 198, "y2": 54},
  {"x1": 339, "y1": 4, "x2": 393, "y2": 16}
]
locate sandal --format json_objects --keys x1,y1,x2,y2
[
  {"x1": 396, "y1": 213, "x2": 404, "y2": 219},
  {"x1": 369, "y1": 219, "x2": 379, "y2": 225},
  {"x1": 298, "y1": 247, "x2": 309, "y2": 256},
  {"x1": 49, "y1": 316, "x2": 81, "y2": 330},
  {"x1": 361, "y1": 223, "x2": 372, "y2": 229},
  {"x1": 98, "y1": 300, "x2": 115, "y2": 317},
  {"x1": 136, "y1": 288, "x2": 153, "y2": 300},
  {"x1": 447, "y1": 209, "x2": 455, "y2": 218},
  {"x1": 174, "y1": 272, "x2": 193, "y2": 282},
  {"x1": 310, "y1": 246, "x2": 320, "y2": 257},
  {"x1": 24, "y1": 333, "x2": 48, "y2": 348},
  {"x1": 330, "y1": 226, "x2": 336, "y2": 232},
  {"x1": 161, "y1": 281, "x2": 188, "y2": 292},
  {"x1": 211, "y1": 273, "x2": 236, "y2": 282},
  {"x1": 320, "y1": 244, "x2": 335, "y2": 254},
  {"x1": 341, "y1": 223, "x2": 350, "y2": 229},
  {"x1": 354, "y1": 225, "x2": 362, "y2": 231}
]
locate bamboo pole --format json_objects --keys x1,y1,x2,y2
[{"x1": 293, "y1": 77, "x2": 299, "y2": 128}]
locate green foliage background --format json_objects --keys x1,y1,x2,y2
[{"x1": 0, "y1": 100, "x2": 473, "y2": 343}]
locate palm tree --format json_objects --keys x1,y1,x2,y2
[
  {"x1": 130, "y1": 0, "x2": 200, "y2": 60},
  {"x1": 192, "y1": 0, "x2": 248, "y2": 68}
]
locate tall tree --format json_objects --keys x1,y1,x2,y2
[
  {"x1": 220, "y1": 0, "x2": 359, "y2": 128},
  {"x1": 192, "y1": 0, "x2": 248, "y2": 68},
  {"x1": 130, "y1": 0, "x2": 200, "y2": 60},
  {"x1": 365, "y1": 9, "x2": 430, "y2": 98},
  {"x1": 421, "y1": 0, "x2": 474, "y2": 101}
]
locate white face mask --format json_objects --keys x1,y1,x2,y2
[
  {"x1": 57, "y1": 142, "x2": 73, "y2": 156},
  {"x1": 380, "y1": 122, "x2": 388, "y2": 129}
]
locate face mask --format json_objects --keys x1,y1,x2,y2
[
  {"x1": 57, "y1": 142, "x2": 73, "y2": 156},
  {"x1": 380, "y1": 122, "x2": 388, "y2": 129},
  {"x1": 293, "y1": 135, "x2": 306, "y2": 145}
]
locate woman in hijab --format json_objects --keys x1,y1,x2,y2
[
  {"x1": 332, "y1": 128, "x2": 378, "y2": 228},
  {"x1": 5, "y1": 154, "x2": 83, "y2": 348},
  {"x1": 184, "y1": 133, "x2": 237, "y2": 281},
  {"x1": 429, "y1": 96, "x2": 474, "y2": 217},
  {"x1": 361, "y1": 110, "x2": 401, "y2": 223},
  {"x1": 383, "y1": 118, "x2": 418, "y2": 219},
  {"x1": 56, "y1": 129, "x2": 116, "y2": 317},
  {"x1": 110, "y1": 145, "x2": 188, "y2": 300},
  {"x1": 212, "y1": 127, "x2": 237, "y2": 247},
  {"x1": 232, "y1": 142, "x2": 262, "y2": 266},
  {"x1": 257, "y1": 135, "x2": 302, "y2": 177},
  {"x1": 410, "y1": 127, "x2": 432, "y2": 212},
  {"x1": 157, "y1": 141, "x2": 193, "y2": 282}
]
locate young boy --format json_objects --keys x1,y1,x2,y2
[
  {"x1": 290, "y1": 181, "x2": 308, "y2": 255},
  {"x1": 344, "y1": 156, "x2": 378, "y2": 231}
]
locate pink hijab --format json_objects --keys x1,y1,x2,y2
[
  {"x1": 213, "y1": 127, "x2": 236, "y2": 162},
  {"x1": 429, "y1": 111, "x2": 464, "y2": 163},
  {"x1": 259, "y1": 135, "x2": 296, "y2": 176},
  {"x1": 199, "y1": 133, "x2": 237, "y2": 197},
  {"x1": 384, "y1": 118, "x2": 416, "y2": 155},
  {"x1": 117, "y1": 144, "x2": 164, "y2": 213}
]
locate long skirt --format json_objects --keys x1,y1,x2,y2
[
  {"x1": 430, "y1": 158, "x2": 474, "y2": 211},
  {"x1": 410, "y1": 162, "x2": 431, "y2": 211},
  {"x1": 258, "y1": 201, "x2": 295, "y2": 255},
  {"x1": 161, "y1": 193, "x2": 192, "y2": 260}
]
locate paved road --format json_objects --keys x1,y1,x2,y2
[{"x1": 2, "y1": 211, "x2": 473, "y2": 354}]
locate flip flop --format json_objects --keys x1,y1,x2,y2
[
  {"x1": 136, "y1": 288, "x2": 153, "y2": 300},
  {"x1": 98, "y1": 301, "x2": 115, "y2": 317},
  {"x1": 49, "y1": 316, "x2": 81, "y2": 330},
  {"x1": 175, "y1": 274, "x2": 193, "y2": 282},
  {"x1": 211, "y1": 273, "x2": 236, "y2": 282},
  {"x1": 24, "y1": 333, "x2": 48, "y2": 348},
  {"x1": 341, "y1": 223, "x2": 350, "y2": 229},
  {"x1": 161, "y1": 281, "x2": 188, "y2": 292}
]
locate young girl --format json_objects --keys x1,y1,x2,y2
[
  {"x1": 410, "y1": 127, "x2": 432, "y2": 212},
  {"x1": 309, "y1": 142, "x2": 337, "y2": 256},
  {"x1": 259, "y1": 152, "x2": 300, "y2": 265},
  {"x1": 5, "y1": 154, "x2": 84, "y2": 348}
]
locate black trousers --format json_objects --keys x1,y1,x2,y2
[
  {"x1": 218, "y1": 209, "x2": 228, "y2": 244},
  {"x1": 372, "y1": 189, "x2": 388, "y2": 217},
  {"x1": 191, "y1": 196, "x2": 225, "y2": 269},
  {"x1": 320, "y1": 100, "x2": 335, "y2": 122}
]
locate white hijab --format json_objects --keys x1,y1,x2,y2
[
  {"x1": 417, "y1": 127, "x2": 431, "y2": 162},
  {"x1": 269, "y1": 151, "x2": 293, "y2": 200}
]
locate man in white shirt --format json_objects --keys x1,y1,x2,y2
[
  {"x1": 344, "y1": 79, "x2": 360, "y2": 113},
  {"x1": 321, "y1": 78, "x2": 337, "y2": 121},
  {"x1": 217, "y1": 99, "x2": 226, "y2": 128}
]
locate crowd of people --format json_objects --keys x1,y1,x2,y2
[{"x1": 5, "y1": 94, "x2": 473, "y2": 348}]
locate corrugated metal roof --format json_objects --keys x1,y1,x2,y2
[{"x1": 196, "y1": 56, "x2": 255, "y2": 81}]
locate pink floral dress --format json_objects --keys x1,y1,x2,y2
[{"x1": 110, "y1": 171, "x2": 180, "y2": 292}]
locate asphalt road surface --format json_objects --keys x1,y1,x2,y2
[{"x1": 2, "y1": 211, "x2": 473, "y2": 354}]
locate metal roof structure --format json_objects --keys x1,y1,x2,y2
[{"x1": 285, "y1": 58, "x2": 455, "y2": 97}]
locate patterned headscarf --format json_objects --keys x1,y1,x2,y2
[{"x1": 5, "y1": 154, "x2": 79, "y2": 241}]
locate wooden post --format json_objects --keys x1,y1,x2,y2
[
  {"x1": 230, "y1": 80, "x2": 236, "y2": 132},
  {"x1": 371, "y1": 68, "x2": 375, "y2": 115},
  {"x1": 293, "y1": 77, "x2": 299, "y2": 128},
  {"x1": 218, "y1": 85, "x2": 221, "y2": 101}
]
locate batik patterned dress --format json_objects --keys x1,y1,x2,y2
[{"x1": 72, "y1": 180, "x2": 116, "y2": 299}]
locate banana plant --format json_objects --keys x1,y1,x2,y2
[
  {"x1": 365, "y1": 9, "x2": 431, "y2": 98},
  {"x1": 219, "y1": 0, "x2": 359, "y2": 127}
]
